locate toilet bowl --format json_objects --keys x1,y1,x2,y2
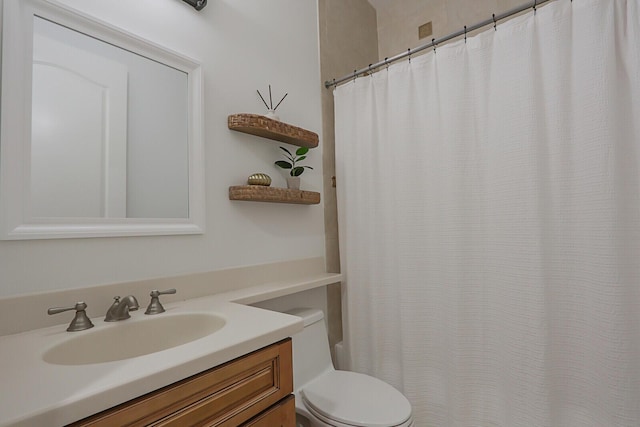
[{"x1": 287, "y1": 308, "x2": 414, "y2": 427}]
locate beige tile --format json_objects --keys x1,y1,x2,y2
[
  {"x1": 372, "y1": 0, "x2": 539, "y2": 59},
  {"x1": 319, "y1": 0, "x2": 377, "y2": 361},
  {"x1": 326, "y1": 281, "x2": 343, "y2": 361}
]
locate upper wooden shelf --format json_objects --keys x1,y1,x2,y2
[{"x1": 228, "y1": 114, "x2": 319, "y2": 148}]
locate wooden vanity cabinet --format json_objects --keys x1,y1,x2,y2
[
  {"x1": 243, "y1": 395, "x2": 295, "y2": 426},
  {"x1": 68, "y1": 339, "x2": 294, "y2": 427}
]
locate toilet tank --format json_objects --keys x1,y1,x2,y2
[{"x1": 286, "y1": 308, "x2": 334, "y2": 391}]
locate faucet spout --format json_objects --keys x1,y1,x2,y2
[{"x1": 105, "y1": 295, "x2": 140, "y2": 322}]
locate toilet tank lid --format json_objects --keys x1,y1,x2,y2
[{"x1": 285, "y1": 308, "x2": 324, "y2": 327}]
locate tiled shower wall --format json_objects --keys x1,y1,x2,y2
[
  {"x1": 375, "y1": 0, "x2": 528, "y2": 60},
  {"x1": 318, "y1": 0, "x2": 379, "y2": 360}
]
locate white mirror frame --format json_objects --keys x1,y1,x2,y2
[{"x1": 0, "y1": 0, "x2": 205, "y2": 239}]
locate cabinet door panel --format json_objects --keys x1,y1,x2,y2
[
  {"x1": 69, "y1": 339, "x2": 293, "y2": 427},
  {"x1": 243, "y1": 395, "x2": 295, "y2": 427}
]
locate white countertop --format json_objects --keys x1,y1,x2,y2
[{"x1": 0, "y1": 292, "x2": 307, "y2": 426}]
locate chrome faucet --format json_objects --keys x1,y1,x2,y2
[{"x1": 105, "y1": 295, "x2": 140, "y2": 322}]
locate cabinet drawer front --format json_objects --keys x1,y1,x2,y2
[
  {"x1": 70, "y1": 339, "x2": 292, "y2": 427},
  {"x1": 242, "y1": 395, "x2": 295, "y2": 427}
]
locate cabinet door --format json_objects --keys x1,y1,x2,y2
[
  {"x1": 69, "y1": 339, "x2": 292, "y2": 427},
  {"x1": 243, "y1": 395, "x2": 295, "y2": 427}
]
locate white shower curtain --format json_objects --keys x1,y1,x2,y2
[{"x1": 334, "y1": 0, "x2": 640, "y2": 425}]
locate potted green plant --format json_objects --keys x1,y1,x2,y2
[{"x1": 275, "y1": 146, "x2": 313, "y2": 190}]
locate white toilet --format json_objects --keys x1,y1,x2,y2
[{"x1": 287, "y1": 308, "x2": 414, "y2": 427}]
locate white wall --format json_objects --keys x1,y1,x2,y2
[{"x1": 0, "y1": 0, "x2": 325, "y2": 297}]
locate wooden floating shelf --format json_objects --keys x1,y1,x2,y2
[
  {"x1": 229, "y1": 186, "x2": 320, "y2": 205},
  {"x1": 228, "y1": 114, "x2": 319, "y2": 148}
]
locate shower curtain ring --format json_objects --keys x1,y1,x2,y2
[
  {"x1": 432, "y1": 38, "x2": 437, "y2": 53},
  {"x1": 385, "y1": 57, "x2": 389, "y2": 70},
  {"x1": 533, "y1": 0, "x2": 537, "y2": 14},
  {"x1": 464, "y1": 25, "x2": 467, "y2": 43},
  {"x1": 368, "y1": 64, "x2": 373, "y2": 76},
  {"x1": 408, "y1": 48, "x2": 411, "y2": 63},
  {"x1": 353, "y1": 69, "x2": 357, "y2": 82},
  {"x1": 493, "y1": 13, "x2": 497, "y2": 31}
]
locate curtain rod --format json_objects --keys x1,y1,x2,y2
[{"x1": 324, "y1": 0, "x2": 557, "y2": 89}]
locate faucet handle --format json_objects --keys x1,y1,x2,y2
[
  {"x1": 48, "y1": 301, "x2": 94, "y2": 332},
  {"x1": 145, "y1": 289, "x2": 176, "y2": 315}
]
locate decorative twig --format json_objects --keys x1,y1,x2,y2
[
  {"x1": 273, "y1": 93, "x2": 288, "y2": 111},
  {"x1": 257, "y1": 90, "x2": 269, "y2": 109},
  {"x1": 257, "y1": 85, "x2": 289, "y2": 111}
]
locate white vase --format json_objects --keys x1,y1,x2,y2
[
  {"x1": 286, "y1": 176, "x2": 300, "y2": 190},
  {"x1": 264, "y1": 109, "x2": 280, "y2": 121}
]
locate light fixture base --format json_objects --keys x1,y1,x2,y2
[{"x1": 182, "y1": 0, "x2": 207, "y2": 11}]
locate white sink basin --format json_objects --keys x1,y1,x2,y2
[{"x1": 43, "y1": 312, "x2": 226, "y2": 365}]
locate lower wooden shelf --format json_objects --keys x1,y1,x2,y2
[{"x1": 229, "y1": 186, "x2": 320, "y2": 205}]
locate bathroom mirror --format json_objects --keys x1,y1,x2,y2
[{"x1": 0, "y1": 0, "x2": 204, "y2": 239}]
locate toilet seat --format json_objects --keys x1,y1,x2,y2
[{"x1": 300, "y1": 370, "x2": 413, "y2": 427}]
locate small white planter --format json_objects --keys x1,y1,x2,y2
[{"x1": 286, "y1": 176, "x2": 300, "y2": 190}]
